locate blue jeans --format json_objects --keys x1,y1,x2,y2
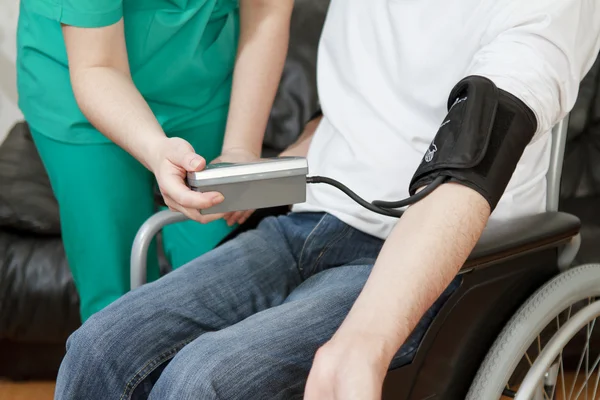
[{"x1": 55, "y1": 213, "x2": 459, "y2": 400}]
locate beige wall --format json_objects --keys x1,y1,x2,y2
[{"x1": 0, "y1": 0, "x2": 22, "y2": 144}]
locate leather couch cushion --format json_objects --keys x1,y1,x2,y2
[
  {"x1": 0, "y1": 230, "x2": 80, "y2": 343},
  {"x1": 0, "y1": 122, "x2": 60, "y2": 235},
  {"x1": 262, "y1": 0, "x2": 330, "y2": 152}
]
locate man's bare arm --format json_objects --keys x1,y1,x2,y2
[
  {"x1": 336, "y1": 183, "x2": 489, "y2": 363},
  {"x1": 305, "y1": 183, "x2": 489, "y2": 399},
  {"x1": 305, "y1": 3, "x2": 600, "y2": 397}
]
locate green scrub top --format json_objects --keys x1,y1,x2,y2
[{"x1": 16, "y1": 0, "x2": 239, "y2": 144}]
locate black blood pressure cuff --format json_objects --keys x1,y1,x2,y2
[
  {"x1": 309, "y1": 107, "x2": 323, "y2": 122},
  {"x1": 408, "y1": 75, "x2": 538, "y2": 211}
]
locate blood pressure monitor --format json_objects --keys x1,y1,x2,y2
[{"x1": 187, "y1": 157, "x2": 309, "y2": 215}]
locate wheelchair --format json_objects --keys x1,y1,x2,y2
[{"x1": 130, "y1": 114, "x2": 600, "y2": 400}]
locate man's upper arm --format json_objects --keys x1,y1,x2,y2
[{"x1": 467, "y1": 0, "x2": 600, "y2": 137}]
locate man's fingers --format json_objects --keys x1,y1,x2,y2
[
  {"x1": 304, "y1": 372, "x2": 329, "y2": 400},
  {"x1": 224, "y1": 210, "x2": 255, "y2": 226},
  {"x1": 224, "y1": 211, "x2": 243, "y2": 226},
  {"x1": 238, "y1": 210, "x2": 254, "y2": 225}
]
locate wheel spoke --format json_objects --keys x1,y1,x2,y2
[
  {"x1": 573, "y1": 349, "x2": 600, "y2": 399},
  {"x1": 526, "y1": 351, "x2": 534, "y2": 367},
  {"x1": 586, "y1": 299, "x2": 592, "y2": 400},
  {"x1": 568, "y1": 305, "x2": 573, "y2": 320},
  {"x1": 585, "y1": 315, "x2": 590, "y2": 400},
  {"x1": 561, "y1": 352, "x2": 567, "y2": 400},
  {"x1": 590, "y1": 356, "x2": 600, "y2": 400},
  {"x1": 550, "y1": 358, "x2": 560, "y2": 400},
  {"x1": 558, "y1": 315, "x2": 567, "y2": 400},
  {"x1": 592, "y1": 299, "x2": 600, "y2": 400},
  {"x1": 569, "y1": 318, "x2": 597, "y2": 399},
  {"x1": 539, "y1": 334, "x2": 551, "y2": 400}
]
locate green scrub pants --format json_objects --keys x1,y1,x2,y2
[{"x1": 30, "y1": 123, "x2": 235, "y2": 321}]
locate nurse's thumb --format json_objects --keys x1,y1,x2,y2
[
  {"x1": 180, "y1": 152, "x2": 206, "y2": 172},
  {"x1": 167, "y1": 138, "x2": 206, "y2": 172}
]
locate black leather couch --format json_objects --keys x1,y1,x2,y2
[{"x1": 1, "y1": 0, "x2": 600, "y2": 381}]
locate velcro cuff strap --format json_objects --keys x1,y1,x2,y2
[{"x1": 409, "y1": 75, "x2": 537, "y2": 211}]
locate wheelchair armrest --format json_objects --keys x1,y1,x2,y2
[{"x1": 464, "y1": 211, "x2": 581, "y2": 270}]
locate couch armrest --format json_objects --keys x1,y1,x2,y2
[{"x1": 464, "y1": 212, "x2": 581, "y2": 269}]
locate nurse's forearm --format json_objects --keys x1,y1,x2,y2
[
  {"x1": 70, "y1": 67, "x2": 166, "y2": 170},
  {"x1": 63, "y1": 21, "x2": 167, "y2": 171},
  {"x1": 221, "y1": 0, "x2": 294, "y2": 157}
]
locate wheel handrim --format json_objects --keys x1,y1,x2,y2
[{"x1": 501, "y1": 299, "x2": 600, "y2": 400}]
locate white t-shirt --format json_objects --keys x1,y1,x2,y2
[{"x1": 293, "y1": 0, "x2": 600, "y2": 239}]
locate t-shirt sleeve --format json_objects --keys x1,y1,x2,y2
[
  {"x1": 466, "y1": 0, "x2": 600, "y2": 139},
  {"x1": 26, "y1": 0, "x2": 123, "y2": 28}
]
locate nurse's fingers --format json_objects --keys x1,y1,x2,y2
[
  {"x1": 161, "y1": 173, "x2": 224, "y2": 212},
  {"x1": 163, "y1": 193, "x2": 225, "y2": 224}
]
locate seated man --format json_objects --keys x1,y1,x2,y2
[{"x1": 55, "y1": 0, "x2": 600, "y2": 399}]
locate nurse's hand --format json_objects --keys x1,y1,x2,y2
[{"x1": 150, "y1": 137, "x2": 226, "y2": 223}]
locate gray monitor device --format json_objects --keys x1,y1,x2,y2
[{"x1": 186, "y1": 157, "x2": 309, "y2": 215}]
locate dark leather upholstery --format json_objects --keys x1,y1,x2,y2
[
  {"x1": 560, "y1": 55, "x2": 600, "y2": 264},
  {"x1": 466, "y1": 212, "x2": 581, "y2": 268},
  {"x1": 262, "y1": 0, "x2": 328, "y2": 153}
]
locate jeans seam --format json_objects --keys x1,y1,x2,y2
[
  {"x1": 297, "y1": 214, "x2": 328, "y2": 272},
  {"x1": 309, "y1": 224, "x2": 352, "y2": 275},
  {"x1": 119, "y1": 337, "x2": 195, "y2": 400}
]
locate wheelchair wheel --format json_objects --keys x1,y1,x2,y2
[{"x1": 466, "y1": 263, "x2": 600, "y2": 400}]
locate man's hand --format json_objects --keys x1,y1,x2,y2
[{"x1": 305, "y1": 334, "x2": 389, "y2": 400}]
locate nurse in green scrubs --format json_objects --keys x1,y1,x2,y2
[{"x1": 16, "y1": 0, "x2": 292, "y2": 321}]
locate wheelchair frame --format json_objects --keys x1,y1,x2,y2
[
  {"x1": 130, "y1": 116, "x2": 581, "y2": 399},
  {"x1": 382, "y1": 116, "x2": 582, "y2": 399}
]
